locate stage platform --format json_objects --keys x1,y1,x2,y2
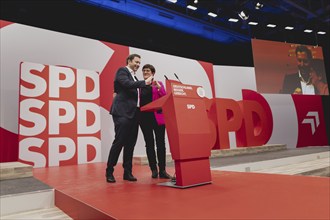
[{"x1": 33, "y1": 161, "x2": 330, "y2": 220}]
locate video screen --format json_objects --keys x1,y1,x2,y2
[{"x1": 252, "y1": 39, "x2": 329, "y2": 95}]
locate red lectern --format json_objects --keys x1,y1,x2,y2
[{"x1": 141, "y1": 80, "x2": 215, "y2": 188}]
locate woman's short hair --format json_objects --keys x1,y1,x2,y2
[{"x1": 142, "y1": 64, "x2": 156, "y2": 74}]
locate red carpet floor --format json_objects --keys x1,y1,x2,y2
[{"x1": 33, "y1": 163, "x2": 330, "y2": 220}]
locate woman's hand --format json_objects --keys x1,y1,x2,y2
[{"x1": 153, "y1": 80, "x2": 161, "y2": 90}]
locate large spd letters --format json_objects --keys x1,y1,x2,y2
[
  {"x1": 214, "y1": 90, "x2": 273, "y2": 149},
  {"x1": 18, "y1": 62, "x2": 101, "y2": 167}
]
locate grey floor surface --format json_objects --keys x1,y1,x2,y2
[
  {"x1": 0, "y1": 177, "x2": 52, "y2": 197},
  {"x1": 209, "y1": 145, "x2": 330, "y2": 167}
]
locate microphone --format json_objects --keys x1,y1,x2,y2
[
  {"x1": 164, "y1": 75, "x2": 169, "y2": 80},
  {"x1": 174, "y1": 73, "x2": 182, "y2": 83}
]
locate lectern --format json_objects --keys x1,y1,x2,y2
[{"x1": 141, "y1": 80, "x2": 216, "y2": 188}]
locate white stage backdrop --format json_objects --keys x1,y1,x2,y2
[{"x1": 1, "y1": 20, "x2": 328, "y2": 167}]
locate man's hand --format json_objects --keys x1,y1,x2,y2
[
  {"x1": 145, "y1": 75, "x2": 153, "y2": 85},
  {"x1": 294, "y1": 88, "x2": 302, "y2": 94}
]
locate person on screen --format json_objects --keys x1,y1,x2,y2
[
  {"x1": 281, "y1": 45, "x2": 316, "y2": 94},
  {"x1": 106, "y1": 54, "x2": 153, "y2": 183},
  {"x1": 139, "y1": 64, "x2": 173, "y2": 179},
  {"x1": 310, "y1": 59, "x2": 329, "y2": 95}
]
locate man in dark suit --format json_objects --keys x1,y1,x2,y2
[
  {"x1": 281, "y1": 45, "x2": 315, "y2": 94},
  {"x1": 106, "y1": 54, "x2": 153, "y2": 183}
]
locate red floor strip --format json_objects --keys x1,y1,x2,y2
[{"x1": 33, "y1": 163, "x2": 330, "y2": 219}]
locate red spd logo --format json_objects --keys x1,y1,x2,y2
[
  {"x1": 292, "y1": 95, "x2": 327, "y2": 147},
  {"x1": 18, "y1": 62, "x2": 101, "y2": 167},
  {"x1": 210, "y1": 90, "x2": 273, "y2": 149}
]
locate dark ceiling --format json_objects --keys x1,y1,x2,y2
[
  {"x1": 1, "y1": 0, "x2": 329, "y2": 70},
  {"x1": 138, "y1": 0, "x2": 330, "y2": 42}
]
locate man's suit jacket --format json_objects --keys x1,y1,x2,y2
[
  {"x1": 281, "y1": 72, "x2": 301, "y2": 94},
  {"x1": 281, "y1": 72, "x2": 316, "y2": 94},
  {"x1": 110, "y1": 67, "x2": 146, "y2": 119}
]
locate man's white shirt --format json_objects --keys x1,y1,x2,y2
[
  {"x1": 126, "y1": 66, "x2": 140, "y2": 107},
  {"x1": 299, "y1": 71, "x2": 315, "y2": 94}
]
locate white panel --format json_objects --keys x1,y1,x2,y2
[
  {"x1": 229, "y1": 132, "x2": 237, "y2": 149},
  {"x1": 213, "y1": 65, "x2": 257, "y2": 100},
  {"x1": 1, "y1": 207, "x2": 72, "y2": 220},
  {"x1": 100, "y1": 107, "x2": 115, "y2": 163},
  {"x1": 130, "y1": 47, "x2": 213, "y2": 98},
  {"x1": 0, "y1": 23, "x2": 113, "y2": 133},
  {"x1": 212, "y1": 152, "x2": 329, "y2": 172},
  {"x1": 262, "y1": 94, "x2": 298, "y2": 148},
  {"x1": 0, "y1": 190, "x2": 54, "y2": 216}
]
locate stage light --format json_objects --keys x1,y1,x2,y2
[
  {"x1": 228, "y1": 18, "x2": 239, "y2": 22},
  {"x1": 317, "y1": 31, "x2": 326, "y2": 35},
  {"x1": 194, "y1": 0, "x2": 198, "y2": 4},
  {"x1": 304, "y1": 29, "x2": 313, "y2": 33},
  {"x1": 285, "y1": 26, "x2": 294, "y2": 30},
  {"x1": 208, "y1": 12, "x2": 217, "y2": 17},
  {"x1": 167, "y1": 0, "x2": 177, "y2": 3},
  {"x1": 238, "y1": 10, "x2": 249, "y2": 20},
  {"x1": 267, "y1": 24, "x2": 276, "y2": 28},
  {"x1": 187, "y1": 5, "x2": 197, "y2": 10},
  {"x1": 248, "y1": 21, "x2": 258, "y2": 25},
  {"x1": 255, "y1": 2, "x2": 263, "y2": 9}
]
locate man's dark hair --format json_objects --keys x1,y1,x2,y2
[
  {"x1": 126, "y1": 54, "x2": 141, "y2": 64},
  {"x1": 142, "y1": 64, "x2": 156, "y2": 74},
  {"x1": 295, "y1": 45, "x2": 313, "y2": 60}
]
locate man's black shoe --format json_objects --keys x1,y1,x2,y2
[
  {"x1": 106, "y1": 174, "x2": 116, "y2": 183},
  {"x1": 159, "y1": 170, "x2": 172, "y2": 179},
  {"x1": 123, "y1": 173, "x2": 137, "y2": 181},
  {"x1": 151, "y1": 169, "x2": 158, "y2": 178}
]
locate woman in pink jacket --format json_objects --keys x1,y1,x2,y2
[{"x1": 140, "y1": 64, "x2": 172, "y2": 179}]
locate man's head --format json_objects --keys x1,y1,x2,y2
[
  {"x1": 126, "y1": 54, "x2": 141, "y2": 72},
  {"x1": 295, "y1": 45, "x2": 313, "y2": 76},
  {"x1": 142, "y1": 64, "x2": 156, "y2": 80}
]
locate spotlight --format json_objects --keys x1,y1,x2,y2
[
  {"x1": 285, "y1": 26, "x2": 294, "y2": 30},
  {"x1": 255, "y1": 2, "x2": 263, "y2": 10},
  {"x1": 194, "y1": 0, "x2": 198, "y2": 3},
  {"x1": 187, "y1": 5, "x2": 197, "y2": 10},
  {"x1": 228, "y1": 18, "x2": 239, "y2": 22},
  {"x1": 208, "y1": 12, "x2": 217, "y2": 17},
  {"x1": 238, "y1": 10, "x2": 249, "y2": 20},
  {"x1": 248, "y1": 21, "x2": 258, "y2": 25},
  {"x1": 267, "y1": 24, "x2": 276, "y2": 28}
]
